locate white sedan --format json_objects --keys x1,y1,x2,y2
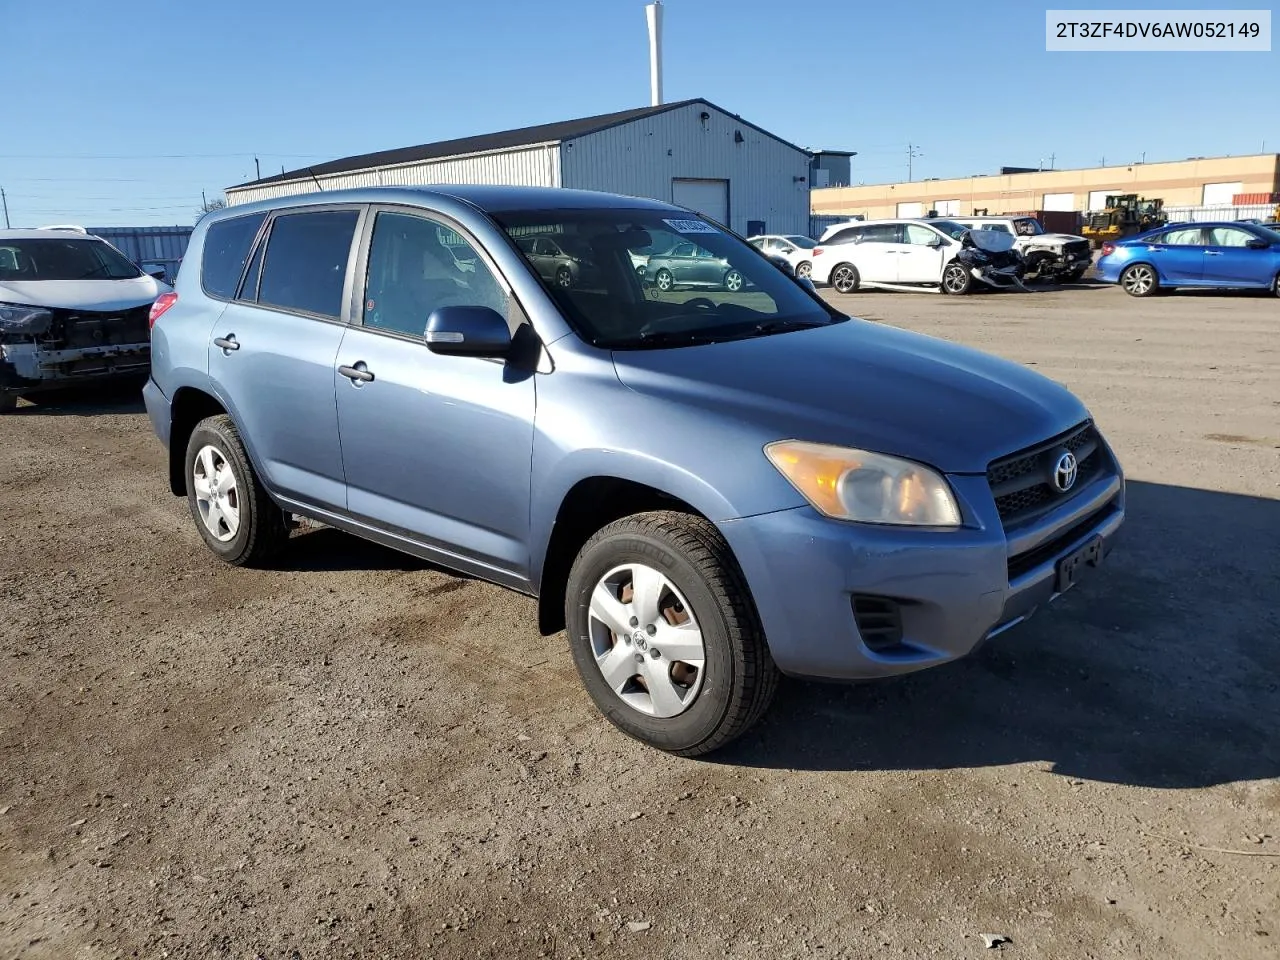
[
  {"x1": 747, "y1": 234, "x2": 820, "y2": 279},
  {"x1": 808, "y1": 218, "x2": 1026, "y2": 295}
]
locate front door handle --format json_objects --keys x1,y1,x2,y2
[
  {"x1": 213, "y1": 334, "x2": 240, "y2": 352},
  {"x1": 1204, "y1": 251, "x2": 1224, "y2": 256},
  {"x1": 339, "y1": 363, "x2": 375, "y2": 383}
]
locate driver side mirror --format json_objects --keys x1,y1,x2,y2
[
  {"x1": 424, "y1": 305, "x2": 511, "y2": 358},
  {"x1": 929, "y1": 236, "x2": 947, "y2": 248},
  {"x1": 146, "y1": 267, "x2": 167, "y2": 280}
]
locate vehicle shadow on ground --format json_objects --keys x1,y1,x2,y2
[
  {"x1": 715, "y1": 480, "x2": 1280, "y2": 789},
  {"x1": 277, "y1": 525, "x2": 477, "y2": 579},
  {"x1": 8, "y1": 384, "x2": 147, "y2": 416}
]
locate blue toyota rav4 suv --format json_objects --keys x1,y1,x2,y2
[{"x1": 144, "y1": 185, "x2": 1124, "y2": 756}]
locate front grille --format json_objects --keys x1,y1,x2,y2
[
  {"x1": 1064, "y1": 239, "x2": 1092, "y2": 260},
  {"x1": 46, "y1": 304, "x2": 151, "y2": 349},
  {"x1": 1007, "y1": 498, "x2": 1119, "y2": 581},
  {"x1": 987, "y1": 422, "x2": 1105, "y2": 527},
  {"x1": 852, "y1": 595, "x2": 904, "y2": 652}
]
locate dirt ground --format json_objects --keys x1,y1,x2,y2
[{"x1": 2, "y1": 281, "x2": 1277, "y2": 960}]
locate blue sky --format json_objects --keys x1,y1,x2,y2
[{"x1": 2, "y1": 0, "x2": 1276, "y2": 227}]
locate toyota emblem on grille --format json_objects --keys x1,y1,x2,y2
[{"x1": 1052, "y1": 451, "x2": 1078, "y2": 493}]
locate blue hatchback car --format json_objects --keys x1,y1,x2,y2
[
  {"x1": 1096, "y1": 220, "x2": 1280, "y2": 297},
  {"x1": 144, "y1": 185, "x2": 1124, "y2": 755}
]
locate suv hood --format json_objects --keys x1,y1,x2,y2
[
  {"x1": 1017, "y1": 232, "x2": 1088, "y2": 246},
  {"x1": 0, "y1": 275, "x2": 165, "y2": 311},
  {"x1": 611, "y1": 318, "x2": 1089, "y2": 474}
]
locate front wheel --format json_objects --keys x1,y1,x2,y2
[
  {"x1": 555, "y1": 265, "x2": 575, "y2": 289},
  {"x1": 941, "y1": 261, "x2": 973, "y2": 295},
  {"x1": 723, "y1": 269, "x2": 744, "y2": 292},
  {"x1": 1272, "y1": 271, "x2": 1280, "y2": 298},
  {"x1": 1120, "y1": 263, "x2": 1158, "y2": 297},
  {"x1": 794, "y1": 260, "x2": 812, "y2": 279},
  {"x1": 185, "y1": 414, "x2": 290, "y2": 567},
  {"x1": 654, "y1": 268, "x2": 674, "y2": 292},
  {"x1": 1062, "y1": 267, "x2": 1087, "y2": 283},
  {"x1": 565, "y1": 511, "x2": 779, "y2": 756},
  {"x1": 830, "y1": 263, "x2": 860, "y2": 294},
  {"x1": 0, "y1": 393, "x2": 16, "y2": 414}
]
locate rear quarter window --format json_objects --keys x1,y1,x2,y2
[{"x1": 201, "y1": 212, "x2": 267, "y2": 299}]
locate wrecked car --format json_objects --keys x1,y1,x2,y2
[
  {"x1": 810, "y1": 218, "x2": 1027, "y2": 295},
  {"x1": 948, "y1": 215, "x2": 1094, "y2": 282},
  {"x1": 0, "y1": 229, "x2": 168, "y2": 411}
]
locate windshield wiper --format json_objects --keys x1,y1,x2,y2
[
  {"x1": 742, "y1": 318, "x2": 832, "y2": 337},
  {"x1": 609, "y1": 329, "x2": 727, "y2": 349}
]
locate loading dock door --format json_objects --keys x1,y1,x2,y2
[{"x1": 672, "y1": 179, "x2": 729, "y2": 224}]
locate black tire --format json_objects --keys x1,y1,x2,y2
[
  {"x1": 829, "y1": 263, "x2": 860, "y2": 294},
  {"x1": 1120, "y1": 263, "x2": 1158, "y2": 297},
  {"x1": 184, "y1": 414, "x2": 289, "y2": 567},
  {"x1": 795, "y1": 261, "x2": 812, "y2": 279},
  {"x1": 565, "y1": 511, "x2": 780, "y2": 757},
  {"x1": 654, "y1": 268, "x2": 674, "y2": 292},
  {"x1": 941, "y1": 261, "x2": 973, "y2": 295},
  {"x1": 1272, "y1": 271, "x2": 1280, "y2": 298},
  {"x1": 555, "y1": 265, "x2": 575, "y2": 289},
  {"x1": 723, "y1": 269, "x2": 745, "y2": 292},
  {"x1": 1062, "y1": 267, "x2": 1088, "y2": 283},
  {"x1": 0, "y1": 392, "x2": 16, "y2": 414}
]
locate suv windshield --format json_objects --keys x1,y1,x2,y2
[
  {"x1": 0, "y1": 237, "x2": 142, "y2": 281},
  {"x1": 495, "y1": 210, "x2": 841, "y2": 349}
]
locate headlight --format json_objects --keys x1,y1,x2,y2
[
  {"x1": 0, "y1": 302, "x2": 53, "y2": 336},
  {"x1": 764, "y1": 440, "x2": 962, "y2": 527}
]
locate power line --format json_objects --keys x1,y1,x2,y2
[{"x1": 0, "y1": 152, "x2": 328, "y2": 160}]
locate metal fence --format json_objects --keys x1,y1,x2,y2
[
  {"x1": 1162, "y1": 203, "x2": 1277, "y2": 224},
  {"x1": 809, "y1": 214, "x2": 861, "y2": 239}
]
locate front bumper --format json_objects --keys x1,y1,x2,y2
[
  {"x1": 718, "y1": 468, "x2": 1124, "y2": 681},
  {"x1": 0, "y1": 340, "x2": 150, "y2": 395}
]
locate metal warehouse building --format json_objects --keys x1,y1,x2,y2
[{"x1": 225, "y1": 99, "x2": 813, "y2": 237}]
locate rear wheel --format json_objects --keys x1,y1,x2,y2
[
  {"x1": 185, "y1": 414, "x2": 289, "y2": 567},
  {"x1": 830, "y1": 263, "x2": 860, "y2": 294},
  {"x1": 565, "y1": 511, "x2": 779, "y2": 756},
  {"x1": 795, "y1": 261, "x2": 812, "y2": 279},
  {"x1": 941, "y1": 261, "x2": 973, "y2": 295},
  {"x1": 1120, "y1": 263, "x2": 1158, "y2": 297},
  {"x1": 1272, "y1": 271, "x2": 1280, "y2": 298}
]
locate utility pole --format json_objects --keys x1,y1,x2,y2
[
  {"x1": 907, "y1": 143, "x2": 923, "y2": 181},
  {"x1": 1099, "y1": 155, "x2": 1106, "y2": 166},
  {"x1": 1, "y1": 187, "x2": 9, "y2": 228},
  {"x1": 202, "y1": 189, "x2": 208, "y2": 210},
  {"x1": 254, "y1": 156, "x2": 261, "y2": 180}
]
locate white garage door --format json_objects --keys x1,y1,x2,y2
[
  {"x1": 1087, "y1": 190, "x2": 1115, "y2": 211},
  {"x1": 896, "y1": 201, "x2": 923, "y2": 217},
  {"x1": 934, "y1": 199, "x2": 960, "y2": 216},
  {"x1": 672, "y1": 179, "x2": 729, "y2": 224},
  {"x1": 1042, "y1": 192, "x2": 1076, "y2": 211},
  {"x1": 1202, "y1": 181, "x2": 1243, "y2": 205}
]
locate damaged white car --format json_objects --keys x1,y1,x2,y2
[
  {"x1": 0, "y1": 229, "x2": 168, "y2": 412},
  {"x1": 810, "y1": 218, "x2": 1028, "y2": 295}
]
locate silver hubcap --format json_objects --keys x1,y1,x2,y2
[
  {"x1": 833, "y1": 266, "x2": 854, "y2": 291},
  {"x1": 1124, "y1": 266, "x2": 1154, "y2": 294},
  {"x1": 725, "y1": 271, "x2": 743, "y2": 291},
  {"x1": 557, "y1": 268, "x2": 572, "y2": 287},
  {"x1": 587, "y1": 563, "x2": 706, "y2": 719},
  {"x1": 656, "y1": 271, "x2": 672, "y2": 290},
  {"x1": 192, "y1": 444, "x2": 240, "y2": 542},
  {"x1": 944, "y1": 266, "x2": 967, "y2": 292},
  {"x1": 796, "y1": 262, "x2": 812, "y2": 278}
]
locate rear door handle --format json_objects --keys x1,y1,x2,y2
[
  {"x1": 339, "y1": 363, "x2": 375, "y2": 383},
  {"x1": 213, "y1": 334, "x2": 240, "y2": 352}
]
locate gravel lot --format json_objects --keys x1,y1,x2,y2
[{"x1": 2, "y1": 281, "x2": 1277, "y2": 959}]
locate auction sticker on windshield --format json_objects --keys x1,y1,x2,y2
[{"x1": 663, "y1": 219, "x2": 721, "y2": 234}]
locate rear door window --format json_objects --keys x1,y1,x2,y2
[
  {"x1": 824, "y1": 227, "x2": 863, "y2": 245},
  {"x1": 257, "y1": 209, "x2": 360, "y2": 319},
  {"x1": 1162, "y1": 227, "x2": 1206, "y2": 246},
  {"x1": 201, "y1": 212, "x2": 267, "y2": 299},
  {"x1": 860, "y1": 223, "x2": 905, "y2": 244}
]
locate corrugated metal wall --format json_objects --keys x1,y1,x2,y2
[
  {"x1": 1162, "y1": 203, "x2": 1277, "y2": 223},
  {"x1": 224, "y1": 143, "x2": 561, "y2": 205},
  {"x1": 88, "y1": 226, "x2": 192, "y2": 261},
  {"x1": 560, "y1": 101, "x2": 811, "y2": 237}
]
